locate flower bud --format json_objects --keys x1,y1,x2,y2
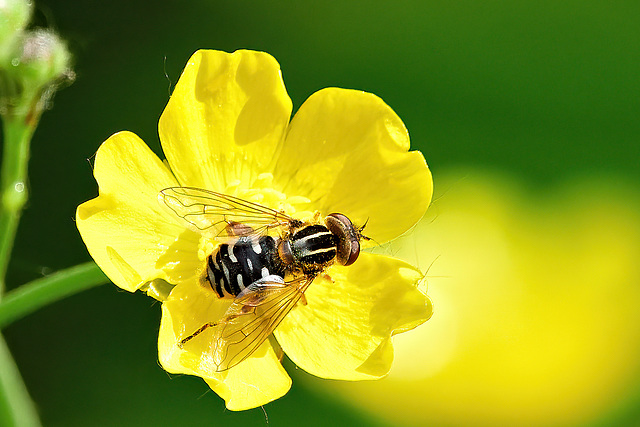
[
  {"x1": 0, "y1": 0, "x2": 33, "y2": 62},
  {"x1": 1, "y1": 28, "x2": 73, "y2": 119},
  {"x1": 11, "y1": 29, "x2": 71, "y2": 88}
]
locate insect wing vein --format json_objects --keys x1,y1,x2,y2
[
  {"x1": 159, "y1": 187, "x2": 295, "y2": 237},
  {"x1": 211, "y1": 275, "x2": 314, "y2": 371}
]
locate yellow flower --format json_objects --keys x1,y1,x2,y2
[{"x1": 76, "y1": 49, "x2": 433, "y2": 410}]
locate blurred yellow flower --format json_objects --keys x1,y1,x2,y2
[
  {"x1": 329, "y1": 170, "x2": 640, "y2": 426},
  {"x1": 76, "y1": 50, "x2": 433, "y2": 410}
]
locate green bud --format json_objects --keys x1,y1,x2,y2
[
  {"x1": 12, "y1": 29, "x2": 71, "y2": 87},
  {"x1": 0, "y1": 0, "x2": 33, "y2": 62},
  {"x1": 1, "y1": 28, "x2": 73, "y2": 120}
]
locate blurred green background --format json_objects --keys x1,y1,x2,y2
[{"x1": 2, "y1": 0, "x2": 639, "y2": 425}]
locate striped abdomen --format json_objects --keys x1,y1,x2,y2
[{"x1": 204, "y1": 236, "x2": 284, "y2": 298}]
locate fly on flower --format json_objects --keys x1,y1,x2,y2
[
  {"x1": 77, "y1": 49, "x2": 434, "y2": 410},
  {"x1": 159, "y1": 186, "x2": 368, "y2": 371}
]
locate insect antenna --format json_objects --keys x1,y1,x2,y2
[{"x1": 357, "y1": 217, "x2": 379, "y2": 245}]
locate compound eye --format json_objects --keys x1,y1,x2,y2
[{"x1": 325, "y1": 213, "x2": 360, "y2": 266}]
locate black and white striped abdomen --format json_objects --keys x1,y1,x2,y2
[{"x1": 204, "y1": 236, "x2": 284, "y2": 299}]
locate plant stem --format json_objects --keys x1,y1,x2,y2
[
  {"x1": 0, "y1": 334, "x2": 41, "y2": 427},
  {"x1": 0, "y1": 113, "x2": 35, "y2": 298},
  {"x1": 0, "y1": 262, "x2": 108, "y2": 329}
]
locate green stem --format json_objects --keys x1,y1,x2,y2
[
  {"x1": 0, "y1": 334, "x2": 41, "y2": 427},
  {"x1": 0, "y1": 113, "x2": 35, "y2": 297},
  {"x1": 0, "y1": 262, "x2": 108, "y2": 329}
]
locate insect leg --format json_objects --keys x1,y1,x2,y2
[
  {"x1": 178, "y1": 322, "x2": 217, "y2": 348},
  {"x1": 319, "y1": 272, "x2": 334, "y2": 282}
]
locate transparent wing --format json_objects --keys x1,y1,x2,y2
[
  {"x1": 159, "y1": 187, "x2": 299, "y2": 237},
  {"x1": 209, "y1": 274, "x2": 314, "y2": 372}
]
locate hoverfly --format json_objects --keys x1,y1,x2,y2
[{"x1": 159, "y1": 187, "x2": 367, "y2": 372}]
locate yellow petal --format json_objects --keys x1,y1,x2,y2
[
  {"x1": 75, "y1": 131, "x2": 199, "y2": 291},
  {"x1": 274, "y1": 252, "x2": 432, "y2": 380},
  {"x1": 273, "y1": 88, "x2": 432, "y2": 243},
  {"x1": 158, "y1": 279, "x2": 291, "y2": 411},
  {"x1": 159, "y1": 49, "x2": 293, "y2": 190}
]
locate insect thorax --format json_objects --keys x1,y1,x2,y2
[
  {"x1": 290, "y1": 224, "x2": 338, "y2": 273},
  {"x1": 204, "y1": 236, "x2": 284, "y2": 298}
]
